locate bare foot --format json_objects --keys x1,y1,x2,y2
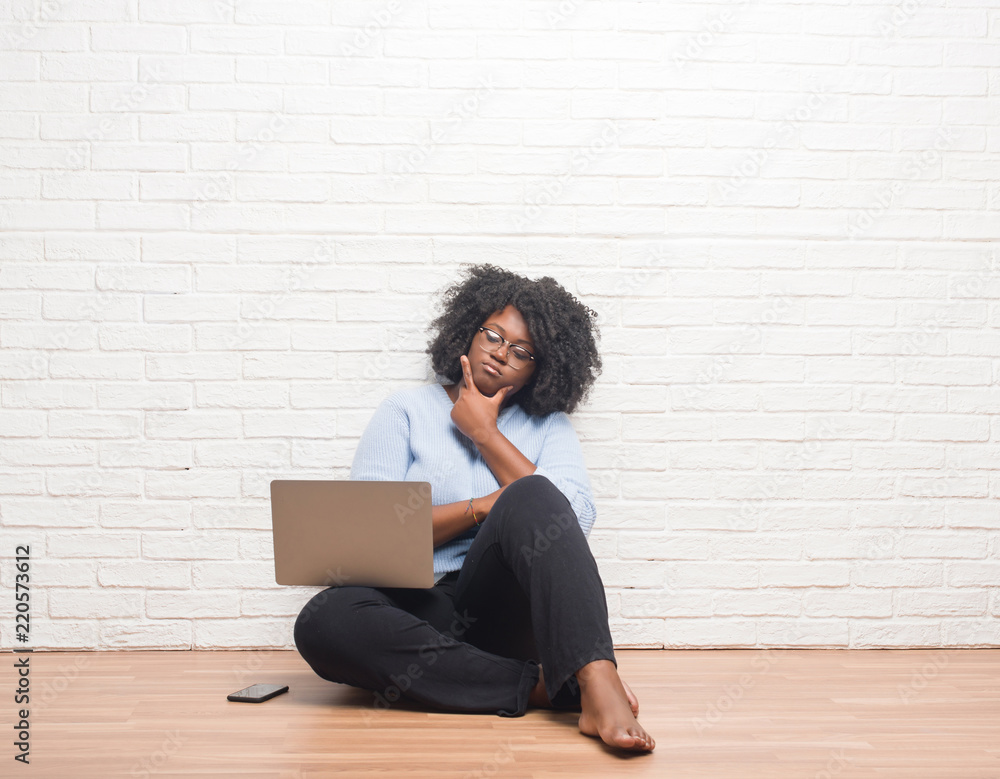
[
  {"x1": 576, "y1": 660, "x2": 654, "y2": 752},
  {"x1": 528, "y1": 664, "x2": 551, "y2": 708},
  {"x1": 530, "y1": 664, "x2": 639, "y2": 717}
]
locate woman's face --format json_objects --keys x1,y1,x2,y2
[{"x1": 465, "y1": 304, "x2": 537, "y2": 402}]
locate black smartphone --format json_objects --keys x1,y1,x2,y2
[{"x1": 227, "y1": 683, "x2": 289, "y2": 703}]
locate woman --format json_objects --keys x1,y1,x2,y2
[{"x1": 294, "y1": 264, "x2": 654, "y2": 752}]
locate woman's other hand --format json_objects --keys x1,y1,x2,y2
[
  {"x1": 477, "y1": 484, "x2": 508, "y2": 521},
  {"x1": 431, "y1": 484, "x2": 508, "y2": 548}
]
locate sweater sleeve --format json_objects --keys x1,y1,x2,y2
[
  {"x1": 349, "y1": 395, "x2": 411, "y2": 481},
  {"x1": 530, "y1": 411, "x2": 597, "y2": 537}
]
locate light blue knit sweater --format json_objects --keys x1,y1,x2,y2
[{"x1": 349, "y1": 382, "x2": 597, "y2": 581}]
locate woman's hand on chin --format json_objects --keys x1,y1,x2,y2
[{"x1": 450, "y1": 354, "x2": 513, "y2": 445}]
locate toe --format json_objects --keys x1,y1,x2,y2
[{"x1": 630, "y1": 727, "x2": 654, "y2": 751}]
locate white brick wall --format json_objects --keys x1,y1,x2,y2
[{"x1": 1, "y1": 1, "x2": 998, "y2": 651}]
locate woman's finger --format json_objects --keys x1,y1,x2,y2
[{"x1": 460, "y1": 354, "x2": 479, "y2": 394}]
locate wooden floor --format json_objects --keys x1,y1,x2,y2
[{"x1": 11, "y1": 648, "x2": 999, "y2": 778}]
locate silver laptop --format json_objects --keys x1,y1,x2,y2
[{"x1": 270, "y1": 480, "x2": 435, "y2": 589}]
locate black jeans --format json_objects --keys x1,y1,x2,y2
[{"x1": 293, "y1": 474, "x2": 616, "y2": 717}]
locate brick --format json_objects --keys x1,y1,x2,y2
[
  {"x1": 192, "y1": 561, "x2": 279, "y2": 589},
  {"x1": 42, "y1": 172, "x2": 136, "y2": 200},
  {"x1": 192, "y1": 26, "x2": 283, "y2": 54},
  {"x1": 147, "y1": 590, "x2": 240, "y2": 619},
  {"x1": 194, "y1": 323, "x2": 290, "y2": 351},
  {"x1": 0, "y1": 51, "x2": 40, "y2": 80},
  {"x1": 145, "y1": 411, "x2": 241, "y2": 439},
  {"x1": 98, "y1": 561, "x2": 190, "y2": 588},
  {"x1": 45, "y1": 233, "x2": 138, "y2": 261},
  {"x1": 41, "y1": 53, "x2": 135, "y2": 81},
  {"x1": 96, "y1": 382, "x2": 192, "y2": 411},
  {"x1": 100, "y1": 621, "x2": 192, "y2": 648},
  {"x1": 664, "y1": 618, "x2": 757, "y2": 648},
  {"x1": 193, "y1": 619, "x2": 290, "y2": 649},
  {"x1": 138, "y1": 0, "x2": 229, "y2": 23},
  {"x1": 89, "y1": 83, "x2": 186, "y2": 113},
  {"x1": 143, "y1": 295, "x2": 239, "y2": 323},
  {"x1": 946, "y1": 501, "x2": 1000, "y2": 529},
  {"x1": 0, "y1": 84, "x2": 87, "y2": 112},
  {"x1": 101, "y1": 501, "x2": 189, "y2": 529},
  {"x1": 91, "y1": 24, "x2": 186, "y2": 52},
  {"x1": 189, "y1": 85, "x2": 282, "y2": 112},
  {"x1": 897, "y1": 589, "x2": 988, "y2": 617},
  {"x1": 238, "y1": 405, "x2": 335, "y2": 434},
  {"x1": 47, "y1": 531, "x2": 138, "y2": 558},
  {"x1": 98, "y1": 442, "x2": 190, "y2": 469},
  {"x1": 0, "y1": 440, "x2": 96, "y2": 466},
  {"x1": 194, "y1": 440, "x2": 289, "y2": 468},
  {"x1": 140, "y1": 115, "x2": 235, "y2": 142},
  {"x1": 48, "y1": 354, "x2": 143, "y2": 380},
  {"x1": 3, "y1": 499, "x2": 97, "y2": 527},
  {"x1": 97, "y1": 202, "x2": 189, "y2": 231},
  {"x1": 48, "y1": 589, "x2": 142, "y2": 619},
  {"x1": 91, "y1": 143, "x2": 186, "y2": 172},
  {"x1": 947, "y1": 562, "x2": 1000, "y2": 587},
  {"x1": 1, "y1": 202, "x2": 95, "y2": 230},
  {"x1": 803, "y1": 590, "x2": 893, "y2": 618},
  {"x1": 142, "y1": 533, "x2": 239, "y2": 560}
]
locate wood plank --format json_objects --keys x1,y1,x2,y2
[{"x1": 8, "y1": 648, "x2": 999, "y2": 778}]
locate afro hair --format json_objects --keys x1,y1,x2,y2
[{"x1": 425, "y1": 264, "x2": 602, "y2": 416}]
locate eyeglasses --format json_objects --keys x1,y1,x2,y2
[{"x1": 476, "y1": 327, "x2": 536, "y2": 369}]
